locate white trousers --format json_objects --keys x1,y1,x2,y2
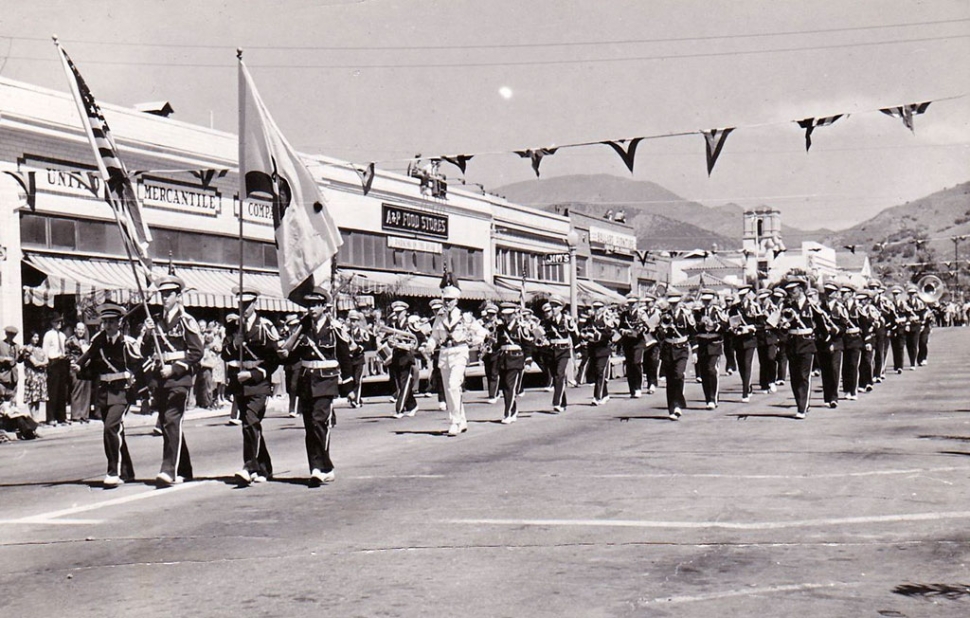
[{"x1": 438, "y1": 345, "x2": 469, "y2": 426}]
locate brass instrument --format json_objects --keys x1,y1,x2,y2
[
  {"x1": 917, "y1": 274, "x2": 944, "y2": 304},
  {"x1": 377, "y1": 324, "x2": 418, "y2": 349}
]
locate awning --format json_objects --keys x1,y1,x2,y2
[
  {"x1": 577, "y1": 279, "x2": 627, "y2": 303},
  {"x1": 340, "y1": 269, "x2": 515, "y2": 301},
  {"x1": 493, "y1": 276, "x2": 570, "y2": 299},
  {"x1": 23, "y1": 253, "x2": 301, "y2": 312}
]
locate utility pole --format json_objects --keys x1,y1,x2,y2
[{"x1": 953, "y1": 235, "x2": 967, "y2": 295}]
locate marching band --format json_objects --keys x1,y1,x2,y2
[{"x1": 28, "y1": 271, "x2": 944, "y2": 488}]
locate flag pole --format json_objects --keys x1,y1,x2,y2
[
  {"x1": 52, "y1": 35, "x2": 159, "y2": 346},
  {"x1": 237, "y1": 48, "x2": 246, "y2": 367}
]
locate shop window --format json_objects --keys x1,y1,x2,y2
[
  {"x1": 20, "y1": 213, "x2": 47, "y2": 246},
  {"x1": 49, "y1": 218, "x2": 76, "y2": 250}
]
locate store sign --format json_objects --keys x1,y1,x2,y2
[
  {"x1": 382, "y1": 203, "x2": 448, "y2": 239},
  {"x1": 387, "y1": 236, "x2": 442, "y2": 254},
  {"x1": 23, "y1": 155, "x2": 104, "y2": 200},
  {"x1": 139, "y1": 175, "x2": 222, "y2": 216},
  {"x1": 588, "y1": 225, "x2": 637, "y2": 253},
  {"x1": 543, "y1": 252, "x2": 571, "y2": 264},
  {"x1": 232, "y1": 195, "x2": 274, "y2": 226}
]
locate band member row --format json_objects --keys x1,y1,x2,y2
[
  {"x1": 658, "y1": 290, "x2": 695, "y2": 420},
  {"x1": 540, "y1": 297, "x2": 579, "y2": 413}
]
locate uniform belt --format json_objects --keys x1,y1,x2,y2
[
  {"x1": 500, "y1": 344, "x2": 522, "y2": 352},
  {"x1": 161, "y1": 351, "x2": 185, "y2": 361},
  {"x1": 228, "y1": 360, "x2": 263, "y2": 369},
  {"x1": 666, "y1": 336, "x2": 689, "y2": 344},
  {"x1": 844, "y1": 327, "x2": 861, "y2": 334},
  {"x1": 550, "y1": 338, "x2": 571, "y2": 345},
  {"x1": 440, "y1": 341, "x2": 467, "y2": 349},
  {"x1": 696, "y1": 333, "x2": 721, "y2": 340},
  {"x1": 301, "y1": 359, "x2": 339, "y2": 370},
  {"x1": 100, "y1": 371, "x2": 131, "y2": 382},
  {"x1": 788, "y1": 328, "x2": 813, "y2": 336}
]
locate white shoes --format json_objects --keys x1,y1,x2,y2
[
  {"x1": 552, "y1": 406, "x2": 563, "y2": 414},
  {"x1": 404, "y1": 407, "x2": 417, "y2": 417},
  {"x1": 486, "y1": 397, "x2": 500, "y2": 405},
  {"x1": 448, "y1": 423, "x2": 460, "y2": 436},
  {"x1": 155, "y1": 472, "x2": 182, "y2": 486},
  {"x1": 500, "y1": 415, "x2": 516, "y2": 424},
  {"x1": 235, "y1": 469, "x2": 252, "y2": 485},
  {"x1": 227, "y1": 418, "x2": 242, "y2": 426},
  {"x1": 769, "y1": 383, "x2": 777, "y2": 393},
  {"x1": 251, "y1": 473, "x2": 267, "y2": 484},
  {"x1": 103, "y1": 475, "x2": 123, "y2": 488},
  {"x1": 794, "y1": 411, "x2": 806, "y2": 419},
  {"x1": 741, "y1": 396, "x2": 750, "y2": 403},
  {"x1": 669, "y1": 407, "x2": 682, "y2": 420},
  {"x1": 438, "y1": 402, "x2": 447, "y2": 411},
  {"x1": 632, "y1": 390, "x2": 642, "y2": 399},
  {"x1": 310, "y1": 469, "x2": 335, "y2": 486},
  {"x1": 393, "y1": 411, "x2": 405, "y2": 419},
  {"x1": 542, "y1": 386, "x2": 554, "y2": 392},
  {"x1": 706, "y1": 402, "x2": 716, "y2": 410},
  {"x1": 647, "y1": 385, "x2": 656, "y2": 394}
]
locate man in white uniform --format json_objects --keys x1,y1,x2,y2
[{"x1": 427, "y1": 286, "x2": 486, "y2": 436}]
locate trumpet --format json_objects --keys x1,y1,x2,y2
[{"x1": 377, "y1": 324, "x2": 419, "y2": 349}]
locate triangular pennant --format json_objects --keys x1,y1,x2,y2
[
  {"x1": 602, "y1": 138, "x2": 644, "y2": 173},
  {"x1": 880, "y1": 101, "x2": 931, "y2": 133},
  {"x1": 190, "y1": 168, "x2": 229, "y2": 189},
  {"x1": 515, "y1": 147, "x2": 559, "y2": 177},
  {"x1": 796, "y1": 115, "x2": 843, "y2": 151},
  {"x1": 354, "y1": 162, "x2": 376, "y2": 195},
  {"x1": 703, "y1": 128, "x2": 734, "y2": 176},
  {"x1": 442, "y1": 155, "x2": 473, "y2": 175},
  {"x1": 634, "y1": 249, "x2": 651, "y2": 266}
]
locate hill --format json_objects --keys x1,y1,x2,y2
[{"x1": 822, "y1": 182, "x2": 970, "y2": 279}]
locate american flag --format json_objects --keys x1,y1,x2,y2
[{"x1": 54, "y1": 41, "x2": 153, "y2": 272}]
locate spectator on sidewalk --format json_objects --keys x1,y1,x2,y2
[
  {"x1": 23, "y1": 332, "x2": 48, "y2": 423},
  {"x1": 66, "y1": 321, "x2": 93, "y2": 424},
  {"x1": 43, "y1": 314, "x2": 70, "y2": 425}
]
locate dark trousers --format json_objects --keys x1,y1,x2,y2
[
  {"x1": 483, "y1": 352, "x2": 500, "y2": 399},
  {"x1": 905, "y1": 328, "x2": 920, "y2": 368},
  {"x1": 194, "y1": 368, "x2": 213, "y2": 409},
  {"x1": 47, "y1": 358, "x2": 70, "y2": 423},
  {"x1": 696, "y1": 347, "x2": 721, "y2": 404},
  {"x1": 818, "y1": 342, "x2": 843, "y2": 404},
  {"x1": 301, "y1": 396, "x2": 335, "y2": 473},
  {"x1": 917, "y1": 327, "x2": 930, "y2": 365},
  {"x1": 239, "y1": 390, "x2": 272, "y2": 478},
  {"x1": 890, "y1": 332, "x2": 906, "y2": 371},
  {"x1": 757, "y1": 343, "x2": 778, "y2": 390},
  {"x1": 842, "y1": 344, "x2": 862, "y2": 395},
  {"x1": 642, "y1": 344, "x2": 661, "y2": 389},
  {"x1": 874, "y1": 329, "x2": 888, "y2": 377},
  {"x1": 155, "y1": 385, "x2": 193, "y2": 479},
  {"x1": 787, "y1": 340, "x2": 815, "y2": 414},
  {"x1": 101, "y1": 398, "x2": 134, "y2": 480},
  {"x1": 775, "y1": 341, "x2": 788, "y2": 382},
  {"x1": 734, "y1": 340, "x2": 756, "y2": 397},
  {"x1": 393, "y1": 361, "x2": 418, "y2": 414},
  {"x1": 624, "y1": 344, "x2": 644, "y2": 394},
  {"x1": 550, "y1": 346, "x2": 570, "y2": 409},
  {"x1": 590, "y1": 352, "x2": 611, "y2": 401},
  {"x1": 661, "y1": 343, "x2": 689, "y2": 413},
  {"x1": 859, "y1": 344, "x2": 874, "y2": 390},
  {"x1": 499, "y1": 351, "x2": 525, "y2": 418},
  {"x1": 723, "y1": 334, "x2": 738, "y2": 373}
]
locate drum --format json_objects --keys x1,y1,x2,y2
[{"x1": 376, "y1": 343, "x2": 394, "y2": 366}]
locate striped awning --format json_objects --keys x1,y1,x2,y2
[
  {"x1": 340, "y1": 269, "x2": 515, "y2": 301},
  {"x1": 577, "y1": 279, "x2": 627, "y2": 303},
  {"x1": 23, "y1": 253, "x2": 301, "y2": 313}
]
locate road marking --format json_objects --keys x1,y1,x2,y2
[
  {"x1": 559, "y1": 465, "x2": 970, "y2": 480},
  {"x1": 7, "y1": 481, "x2": 210, "y2": 525},
  {"x1": 448, "y1": 510, "x2": 970, "y2": 530},
  {"x1": 636, "y1": 581, "x2": 859, "y2": 605},
  {"x1": 0, "y1": 518, "x2": 102, "y2": 525}
]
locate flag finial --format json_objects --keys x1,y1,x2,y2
[
  {"x1": 236, "y1": 48, "x2": 243, "y2": 60},
  {"x1": 52, "y1": 34, "x2": 59, "y2": 43}
]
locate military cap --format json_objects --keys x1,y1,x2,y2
[
  {"x1": 407, "y1": 314, "x2": 422, "y2": 325},
  {"x1": 549, "y1": 296, "x2": 565, "y2": 307},
  {"x1": 771, "y1": 288, "x2": 787, "y2": 299},
  {"x1": 783, "y1": 277, "x2": 807, "y2": 290},
  {"x1": 906, "y1": 285, "x2": 919, "y2": 294},
  {"x1": 541, "y1": 302, "x2": 553, "y2": 312},
  {"x1": 666, "y1": 290, "x2": 683, "y2": 303},
  {"x1": 390, "y1": 300, "x2": 409, "y2": 312},
  {"x1": 641, "y1": 292, "x2": 657, "y2": 303},
  {"x1": 499, "y1": 302, "x2": 519, "y2": 314},
  {"x1": 698, "y1": 288, "x2": 716, "y2": 301},
  {"x1": 232, "y1": 285, "x2": 260, "y2": 304},
  {"x1": 97, "y1": 302, "x2": 126, "y2": 321},
  {"x1": 347, "y1": 310, "x2": 363, "y2": 320},
  {"x1": 4, "y1": 325, "x2": 18, "y2": 335},
  {"x1": 156, "y1": 275, "x2": 185, "y2": 294},
  {"x1": 592, "y1": 300, "x2": 605, "y2": 309},
  {"x1": 441, "y1": 286, "x2": 461, "y2": 300},
  {"x1": 623, "y1": 293, "x2": 639, "y2": 304},
  {"x1": 890, "y1": 285, "x2": 905, "y2": 295},
  {"x1": 301, "y1": 289, "x2": 332, "y2": 306},
  {"x1": 429, "y1": 298, "x2": 444, "y2": 310},
  {"x1": 484, "y1": 302, "x2": 499, "y2": 314},
  {"x1": 756, "y1": 288, "x2": 771, "y2": 298},
  {"x1": 839, "y1": 285, "x2": 856, "y2": 294},
  {"x1": 822, "y1": 281, "x2": 840, "y2": 294},
  {"x1": 736, "y1": 284, "x2": 752, "y2": 296}
]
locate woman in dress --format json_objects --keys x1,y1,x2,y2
[{"x1": 23, "y1": 332, "x2": 48, "y2": 422}]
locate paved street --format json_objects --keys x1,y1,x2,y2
[{"x1": 2, "y1": 329, "x2": 970, "y2": 617}]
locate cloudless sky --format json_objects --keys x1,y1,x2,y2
[{"x1": 2, "y1": 0, "x2": 968, "y2": 230}]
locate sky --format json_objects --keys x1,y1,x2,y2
[{"x1": 1, "y1": 0, "x2": 968, "y2": 231}]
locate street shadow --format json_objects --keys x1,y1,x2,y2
[
  {"x1": 728, "y1": 413, "x2": 802, "y2": 420},
  {"x1": 392, "y1": 430, "x2": 450, "y2": 437},
  {"x1": 892, "y1": 583, "x2": 970, "y2": 600},
  {"x1": 0, "y1": 478, "x2": 99, "y2": 489},
  {"x1": 919, "y1": 434, "x2": 970, "y2": 442},
  {"x1": 938, "y1": 450, "x2": 970, "y2": 457},
  {"x1": 616, "y1": 415, "x2": 676, "y2": 422},
  {"x1": 186, "y1": 475, "x2": 248, "y2": 488}
]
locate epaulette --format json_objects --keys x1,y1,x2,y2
[
  {"x1": 259, "y1": 317, "x2": 280, "y2": 341},
  {"x1": 182, "y1": 313, "x2": 202, "y2": 336}
]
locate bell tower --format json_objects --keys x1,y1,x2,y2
[{"x1": 742, "y1": 209, "x2": 784, "y2": 287}]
